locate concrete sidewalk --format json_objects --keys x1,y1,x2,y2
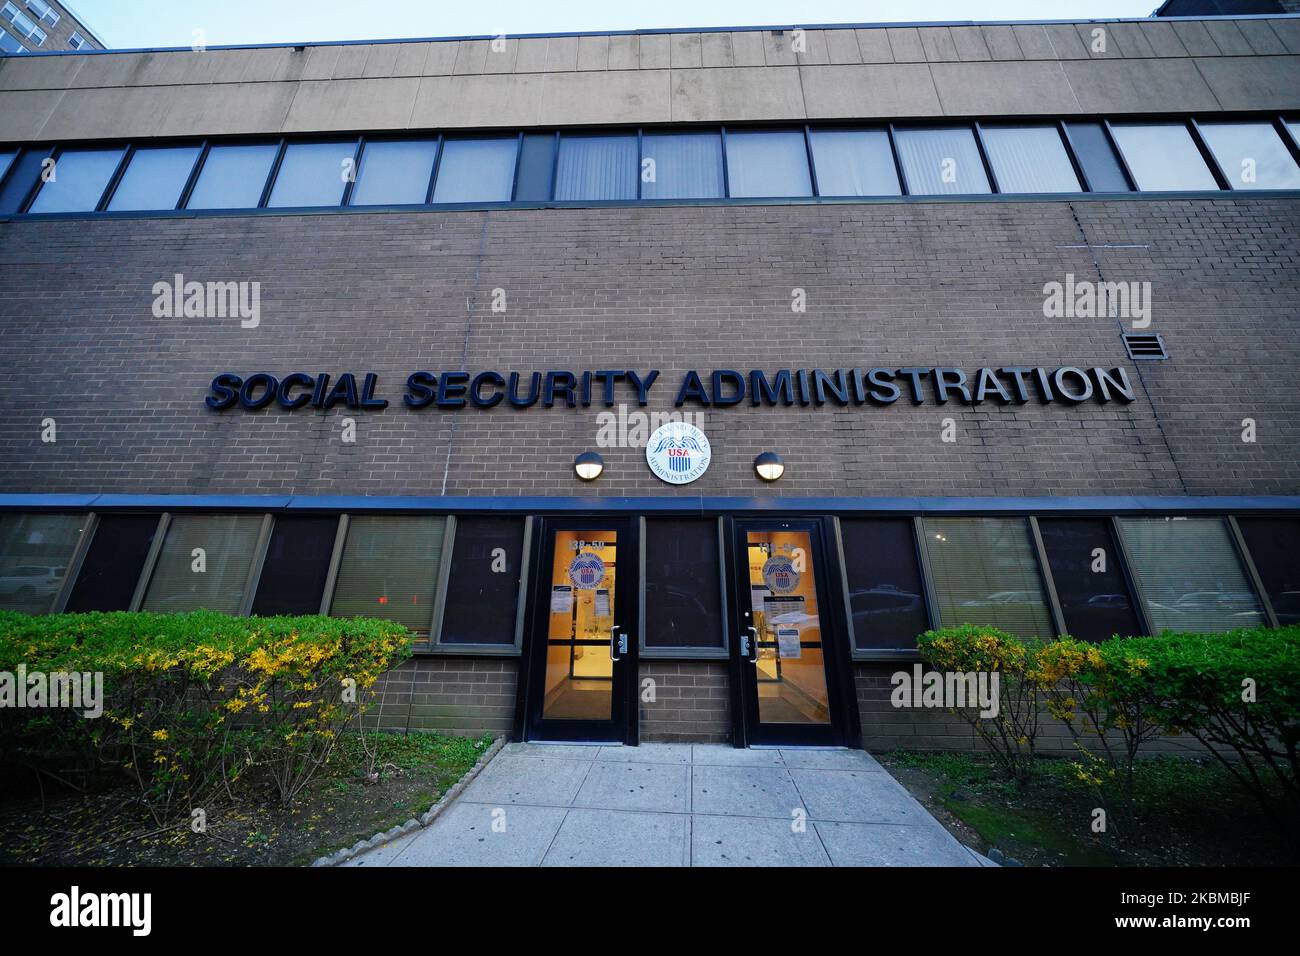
[{"x1": 346, "y1": 742, "x2": 990, "y2": 867}]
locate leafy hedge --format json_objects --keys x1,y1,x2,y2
[
  {"x1": 916, "y1": 624, "x2": 1300, "y2": 840},
  {"x1": 0, "y1": 610, "x2": 411, "y2": 821}
]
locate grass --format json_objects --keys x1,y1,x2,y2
[{"x1": 883, "y1": 750, "x2": 1296, "y2": 867}]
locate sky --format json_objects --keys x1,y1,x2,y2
[{"x1": 68, "y1": 1, "x2": 1161, "y2": 50}]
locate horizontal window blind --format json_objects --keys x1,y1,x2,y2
[
  {"x1": 330, "y1": 516, "x2": 445, "y2": 635},
  {"x1": 922, "y1": 517, "x2": 1054, "y2": 640},
  {"x1": 1118, "y1": 517, "x2": 1265, "y2": 633},
  {"x1": 141, "y1": 515, "x2": 262, "y2": 615}
]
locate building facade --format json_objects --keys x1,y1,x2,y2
[
  {"x1": 0, "y1": 0, "x2": 103, "y2": 55},
  {"x1": 0, "y1": 12, "x2": 1298, "y2": 751}
]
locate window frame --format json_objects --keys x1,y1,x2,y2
[
  {"x1": 974, "y1": 121, "x2": 1085, "y2": 196},
  {"x1": 101, "y1": 141, "x2": 205, "y2": 213},
  {"x1": 836, "y1": 516, "x2": 937, "y2": 662},
  {"x1": 345, "y1": 134, "x2": 442, "y2": 207},
  {"x1": 890, "y1": 122, "x2": 995, "y2": 197},
  {"x1": 263, "y1": 136, "x2": 364, "y2": 210},
  {"x1": 637, "y1": 515, "x2": 730, "y2": 661},
  {"x1": 1105, "y1": 118, "x2": 1227, "y2": 192},
  {"x1": 22, "y1": 142, "x2": 131, "y2": 214}
]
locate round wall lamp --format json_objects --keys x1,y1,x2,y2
[
  {"x1": 754, "y1": 451, "x2": 785, "y2": 481},
  {"x1": 574, "y1": 451, "x2": 605, "y2": 481}
]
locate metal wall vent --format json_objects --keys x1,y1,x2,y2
[{"x1": 1122, "y1": 332, "x2": 1168, "y2": 360}]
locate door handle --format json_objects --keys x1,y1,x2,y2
[
  {"x1": 610, "y1": 625, "x2": 621, "y2": 662},
  {"x1": 746, "y1": 626, "x2": 759, "y2": 664}
]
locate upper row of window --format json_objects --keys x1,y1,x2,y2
[{"x1": 2, "y1": 116, "x2": 1298, "y2": 217}]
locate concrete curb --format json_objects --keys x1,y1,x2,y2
[{"x1": 309, "y1": 734, "x2": 507, "y2": 867}]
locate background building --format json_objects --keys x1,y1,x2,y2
[
  {"x1": 0, "y1": 10, "x2": 1297, "y2": 751},
  {"x1": 0, "y1": 1, "x2": 103, "y2": 54}
]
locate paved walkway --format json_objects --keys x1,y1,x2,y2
[{"x1": 346, "y1": 742, "x2": 990, "y2": 867}]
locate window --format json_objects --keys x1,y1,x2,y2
[
  {"x1": 1197, "y1": 121, "x2": 1300, "y2": 191},
  {"x1": 1063, "y1": 122, "x2": 1130, "y2": 192},
  {"x1": 1, "y1": 3, "x2": 42, "y2": 42},
  {"x1": 513, "y1": 133, "x2": 557, "y2": 201},
  {"x1": 0, "y1": 27, "x2": 25, "y2": 53},
  {"x1": 1037, "y1": 518, "x2": 1142, "y2": 642},
  {"x1": 141, "y1": 515, "x2": 263, "y2": 614},
  {"x1": 808, "y1": 128, "x2": 900, "y2": 197},
  {"x1": 640, "y1": 131, "x2": 724, "y2": 199},
  {"x1": 1117, "y1": 517, "x2": 1265, "y2": 633},
  {"x1": 643, "y1": 518, "x2": 725, "y2": 652},
  {"x1": 64, "y1": 515, "x2": 160, "y2": 612},
  {"x1": 980, "y1": 125, "x2": 1081, "y2": 194},
  {"x1": 1109, "y1": 123, "x2": 1218, "y2": 191},
  {"x1": 329, "y1": 516, "x2": 446, "y2": 636},
  {"x1": 266, "y1": 140, "x2": 356, "y2": 208},
  {"x1": 106, "y1": 145, "x2": 201, "y2": 211},
  {"x1": 0, "y1": 149, "x2": 16, "y2": 181},
  {"x1": 349, "y1": 139, "x2": 438, "y2": 206},
  {"x1": 839, "y1": 519, "x2": 929, "y2": 651},
  {"x1": 894, "y1": 126, "x2": 991, "y2": 196},
  {"x1": 26, "y1": 0, "x2": 57, "y2": 25},
  {"x1": 922, "y1": 517, "x2": 1055, "y2": 640},
  {"x1": 438, "y1": 517, "x2": 526, "y2": 646},
  {"x1": 251, "y1": 516, "x2": 339, "y2": 616},
  {"x1": 431, "y1": 137, "x2": 516, "y2": 203},
  {"x1": 1236, "y1": 517, "x2": 1300, "y2": 626},
  {"x1": 0, "y1": 147, "x2": 48, "y2": 212},
  {"x1": 68, "y1": 31, "x2": 85, "y2": 50},
  {"x1": 725, "y1": 129, "x2": 812, "y2": 198},
  {"x1": 185, "y1": 143, "x2": 278, "y2": 210},
  {"x1": 27, "y1": 147, "x2": 123, "y2": 213},
  {"x1": 555, "y1": 133, "x2": 637, "y2": 200},
  {"x1": 0, "y1": 513, "x2": 87, "y2": 614}
]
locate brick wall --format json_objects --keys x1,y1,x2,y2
[
  {"x1": 638, "y1": 661, "x2": 730, "y2": 742},
  {"x1": 363, "y1": 656, "x2": 517, "y2": 737},
  {"x1": 1, "y1": 197, "x2": 1297, "y2": 499}
]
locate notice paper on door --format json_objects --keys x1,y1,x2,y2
[
  {"x1": 594, "y1": 588, "x2": 611, "y2": 617},
  {"x1": 776, "y1": 627, "x2": 802, "y2": 659},
  {"x1": 550, "y1": 585, "x2": 573, "y2": 614}
]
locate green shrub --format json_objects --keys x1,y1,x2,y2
[{"x1": 0, "y1": 610, "x2": 412, "y2": 821}]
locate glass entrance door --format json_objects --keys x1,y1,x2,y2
[
  {"x1": 731, "y1": 518, "x2": 854, "y2": 746},
  {"x1": 523, "y1": 518, "x2": 637, "y2": 743}
]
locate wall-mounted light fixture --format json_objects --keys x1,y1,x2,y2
[
  {"x1": 754, "y1": 451, "x2": 785, "y2": 481},
  {"x1": 574, "y1": 451, "x2": 604, "y2": 481}
]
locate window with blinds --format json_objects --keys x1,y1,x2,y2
[
  {"x1": 0, "y1": 512, "x2": 87, "y2": 614},
  {"x1": 554, "y1": 133, "x2": 638, "y2": 200},
  {"x1": 1117, "y1": 517, "x2": 1266, "y2": 633},
  {"x1": 141, "y1": 515, "x2": 262, "y2": 615},
  {"x1": 921, "y1": 517, "x2": 1054, "y2": 640},
  {"x1": 980, "y1": 125, "x2": 1081, "y2": 194},
  {"x1": 894, "y1": 127, "x2": 991, "y2": 196},
  {"x1": 329, "y1": 516, "x2": 446, "y2": 635},
  {"x1": 640, "y1": 132, "x2": 724, "y2": 200}
]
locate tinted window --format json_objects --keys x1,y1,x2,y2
[
  {"x1": 840, "y1": 519, "x2": 928, "y2": 650},
  {"x1": 439, "y1": 517, "x2": 526, "y2": 645},
  {"x1": 28, "y1": 148, "x2": 124, "y2": 213},
  {"x1": 0, "y1": 150, "x2": 15, "y2": 181},
  {"x1": 922, "y1": 517, "x2": 1054, "y2": 640},
  {"x1": 1236, "y1": 517, "x2": 1300, "y2": 625},
  {"x1": 725, "y1": 129, "x2": 813, "y2": 198},
  {"x1": 1118, "y1": 517, "x2": 1265, "y2": 633},
  {"x1": 330, "y1": 516, "x2": 445, "y2": 636},
  {"x1": 141, "y1": 515, "x2": 263, "y2": 615},
  {"x1": 1197, "y1": 121, "x2": 1300, "y2": 191},
  {"x1": 644, "y1": 518, "x2": 724, "y2": 650},
  {"x1": 251, "y1": 516, "x2": 338, "y2": 616},
  {"x1": 514, "y1": 133, "x2": 557, "y2": 201},
  {"x1": 0, "y1": 513, "x2": 87, "y2": 614},
  {"x1": 641, "y1": 132, "x2": 724, "y2": 199},
  {"x1": 349, "y1": 139, "x2": 438, "y2": 206},
  {"x1": 980, "y1": 125, "x2": 1080, "y2": 193},
  {"x1": 267, "y1": 141, "x2": 355, "y2": 208},
  {"x1": 808, "y1": 128, "x2": 900, "y2": 197},
  {"x1": 1038, "y1": 518, "x2": 1142, "y2": 642},
  {"x1": 432, "y1": 137, "x2": 517, "y2": 203},
  {"x1": 106, "y1": 145, "x2": 201, "y2": 211},
  {"x1": 1064, "y1": 122, "x2": 1130, "y2": 192},
  {"x1": 555, "y1": 133, "x2": 637, "y2": 200},
  {"x1": 64, "y1": 515, "x2": 159, "y2": 612},
  {"x1": 0, "y1": 147, "x2": 51, "y2": 214},
  {"x1": 1110, "y1": 123, "x2": 1218, "y2": 191},
  {"x1": 895, "y1": 127, "x2": 990, "y2": 195},
  {"x1": 185, "y1": 143, "x2": 278, "y2": 209}
]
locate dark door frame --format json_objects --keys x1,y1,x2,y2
[
  {"x1": 515, "y1": 515, "x2": 640, "y2": 745},
  {"x1": 725, "y1": 515, "x2": 860, "y2": 748}
]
